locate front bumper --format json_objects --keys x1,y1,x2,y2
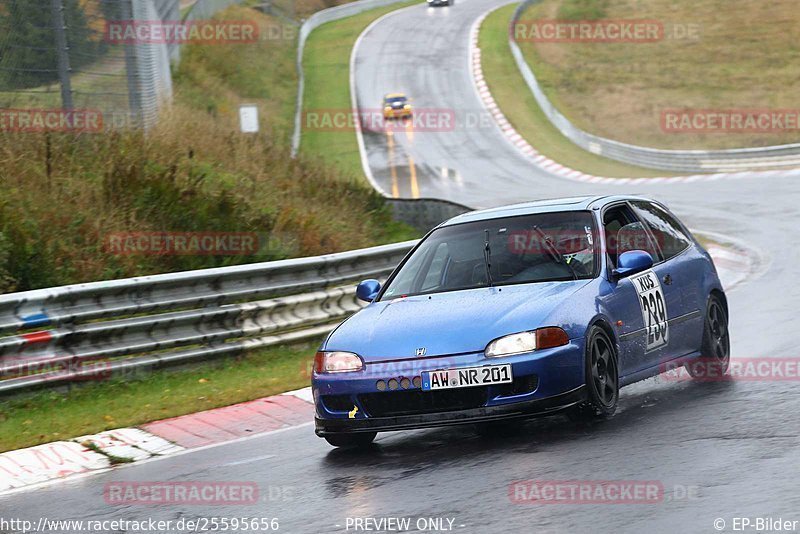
[
  {"x1": 315, "y1": 385, "x2": 586, "y2": 435},
  {"x1": 313, "y1": 339, "x2": 585, "y2": 436},
  {"x1": 383, "y1": 109, "x2": 412, "y2": 119}
]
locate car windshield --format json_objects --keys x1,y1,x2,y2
[
  {"x1": 380, "y1": 211, "x2": 598, "y2": 300},
  {"x1": 385, "y1": 97, "x2": 406, "y2": 104}
]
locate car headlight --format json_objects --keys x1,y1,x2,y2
[
  {"x1": 404, "y1": 104, "x2": 411, "y2": 109},
  {"x1": 314, "y1": 351, "x2": 364, "y2": 373},
  {"x1": 384, "y1": 106, "x2": 392, "y2": 112},
  {"x1": 485, "y1": 328, "x2": 569, "y2": 358}
]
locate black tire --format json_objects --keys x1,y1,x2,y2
[
  {"x1": 567, "y1": 326, "x2": 619, "y2": 421},
  {"x1": 324, "y1": 432, "x2": 377, "y2": 448},
  {"x1": 685, "y1": 294, "x2": 730, "y2": 379}
]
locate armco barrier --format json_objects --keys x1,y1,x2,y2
[
  {"x1": 508, "y1": 0, "x2": 800, "y2": 173},
  {"x1": 388, "y1": 198, "x2": 473, "y2": 234},
  {"x1": 0, "y1": 240, "x2": 421, "y2": 395}
]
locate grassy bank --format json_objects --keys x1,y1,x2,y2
[
  {"x1": 516, "y1": 0, "x2": 800, "y2": 150},
  {"x1": 300, "y1": 1, "x2": 417, "y2": 180},
  {"x1": 174, "y1": 5, "x2": 299, "y2": 143},
  {"x1": 0, "y1": 4, "x2": 416, "y2": 293},
  {"x1": 0, "y1": 340, "x2": 319, "y2": 452},
  {"x1": 479, "y1": 5, "x2": 666, "y2": 178}
]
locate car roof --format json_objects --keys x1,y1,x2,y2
[
  {"x1": 384, "y1": 93, "x2": 407, "y2": 99},
  {"x1": 440, "y1": 195, "x2": 654, "y2": 227}
]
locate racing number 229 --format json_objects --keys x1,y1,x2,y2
[
  {"x1": 641, "y1": 290, "x2": 667, "y2": 345},
  {"x1": 632, "y1": 270, "x2": 669, "y2": 351}
]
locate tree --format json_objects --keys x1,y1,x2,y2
[{"x1": 0, "y1": 0, "x2": 105, "y2": 90}]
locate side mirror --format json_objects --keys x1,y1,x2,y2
[
  {"x1": 356, "y1": 279, "x2": 381, "y2": 302},
  {"x1": 613, "y1": 250, "x2": 653, "y2": 278}
]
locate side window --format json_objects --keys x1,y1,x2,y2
[
  {"x1": 603, "y1": 205, "x2": 660, "y2": 267},
  {"x1": 603, "y1": 205, "x2": 633, "y2": 267},
  {"x1": 631, "y1": 202, "x2": 692, "y2": 261}
]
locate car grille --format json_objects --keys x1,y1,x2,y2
[
  {"x1": 358, "y1": 387, "x2": 488, "y2": 418},
  {"x1": 496, "y1": 375, "x2": 539, "y2": 397},
  {"x1": 321, "y1": 394, "x2": 353, "y2": 412}
]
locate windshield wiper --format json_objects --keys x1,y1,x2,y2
[
  {"x1": 483, "y1": 229, "x2": 494, "y2": 287},
  {"x1": 531, "y1": 226, "x2": 578, "y2": 280}
]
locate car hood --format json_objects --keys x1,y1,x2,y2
[{"x1": 325, "y1": 280, "x2": 591, "y2": 361}]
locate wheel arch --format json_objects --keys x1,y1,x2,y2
[
  {"x1": 710, "y1": 288, "x2": 728, "y2": 317},
  {"x1": 587, "y1": 316, "x2": 619, "y2": 357}
]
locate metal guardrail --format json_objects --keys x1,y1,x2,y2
[
  {"x1": 291, "y1": 0, "x2": 411, "y2": 156},
  {"x1": 508, "y1": 0, "x2": 800, "y2": 173},
  {"x1": 0, "y1": 240, "x2": 419, "y2": 395}
]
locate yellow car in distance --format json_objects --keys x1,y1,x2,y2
[{"x1": 382, "y1": 93, "x2": 413, "y2": 120}]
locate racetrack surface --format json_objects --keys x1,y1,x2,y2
[{"x1": 4, "y1": 1, "x2": 800, "y2": 532}]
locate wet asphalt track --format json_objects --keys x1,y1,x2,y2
[{"x1": 4, "y1": 0, "x2": 800, "y2": 532}]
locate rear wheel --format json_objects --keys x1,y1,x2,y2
[
  {"x1": 567, "y1": 326, "x2": 618, "y2": 421},
  {"x1": 685, "y1": 294, "x2": 730, "y2": 378},
  {"x1": 324, "y1": 432, "x2": 376, "y2": 448}
]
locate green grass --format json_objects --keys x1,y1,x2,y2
[
  {"x1": 0, "y1": 340, "x2": 319, "y2": 453},
  {"x1": 300, "y1": 1, "x2": 418, "y2": 180},
  {"x1": 517, "y1": 0, "x2": 800, "y2": 150},
  {"x1": 479, "y1": 4, "x2": 670, "y2": 178},
  {"x1": 174, "y1": 5, "x2": 300, "y2": 144}
]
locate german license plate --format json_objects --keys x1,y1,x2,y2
[{"x1": 421, "y1": 364, "x2": 513, "y2": 391}]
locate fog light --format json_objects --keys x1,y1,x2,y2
[
  {"x1": 376, "y1": 380, "x2": 386, "y2": 391},
  {"x1": 388, "y1": 378, "x2": 398, "y2": 390},
  {"x1": 412, "y1": 376, "x2": 421, "y2": 388},
  {"x1": 400, "y1": 377, "x2": 410, "y2": 389}
]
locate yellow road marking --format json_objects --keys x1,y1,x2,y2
[{"x1": 409, "y1": 155, "x2": 420, "y2": 199}]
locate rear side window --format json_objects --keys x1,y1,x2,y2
[{"x1": 631, "y1": 202, "x2": 692, "y2": 260}]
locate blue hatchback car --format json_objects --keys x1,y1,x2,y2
[{"x1": 313, "y1": 196, "x2": 730, "y2": 447}]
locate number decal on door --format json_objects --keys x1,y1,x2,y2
[{"x1": 630, "y1": 269, "x2": 669, "y2": 352}]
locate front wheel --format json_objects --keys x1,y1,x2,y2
[
  {"x1": 567, "y1": 326, "x2": 619, "y2": 421},
  {"x1": 685, "y1": 294, "x2": 730, "y2": 378},
  {"x1": 324, "y1": 432, "x2": 376, "y2": 448}
]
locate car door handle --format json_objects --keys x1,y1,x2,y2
[{"x1": 663, "y1": 274, "x2": 673, "y2": 285}]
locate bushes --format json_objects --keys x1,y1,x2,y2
[
  {"x1": 0, "y1": 105, "x2": 414, "y2": 291},
  {"x1": 0, "y1": 3, "x2": 416, "y2": 292}
]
